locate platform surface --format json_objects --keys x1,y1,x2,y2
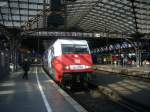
[
  {"x1": 93, "y1": 64, "x2": 150, "y2": 78},
  {"x1": 0, "y1": 67, "x2": 87, "y2": 112}
]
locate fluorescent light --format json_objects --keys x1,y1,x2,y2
[{"x1": 0, "y1": 2, "x2": 7, "y2": 7}]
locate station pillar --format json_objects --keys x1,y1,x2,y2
[{"x1": 10, "y1": 38, "x2": 19, "y2": 71}]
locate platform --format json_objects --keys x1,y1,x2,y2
[
  {"x1": 93, "y1": 64, "x2": 150, "y2": 78},
  {"x1": 0, "y1": 67, "x2": 87, "y2": 112}
]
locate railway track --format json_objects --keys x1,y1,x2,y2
[
  {"x1": 62, "y1": 82, "x2": 149, "y2": 112},
  {"x1": 97, "y1": 85, "x2": 149, "y2": 112},
  {"x1": 44, "y1": 67, "x2": 150, "y2": 112},
  {"x1": 117, "y1": 98, "x2": 147, "y2": 112}
]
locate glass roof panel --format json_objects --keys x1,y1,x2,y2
[
  {"x1": 0, "y1": 0, "x2": 150, "y2": 36},
  {"x1": 0, "y1": 2, "x2": 7, "y2": 7},
  {"x1": 65, "y1": 0, "x2": 150, "y2": 35},
  {"x1": 0, "y1": 0, "x2": 50, "y2": 28}
]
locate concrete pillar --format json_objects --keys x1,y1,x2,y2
[
  {"x1": 136, "y1": 49, "x2": 140, "y2": 67},
  {"x1": 10, "y1": 38, "x2": 18, "y2": 71},
  {"x1": 1, "y1": 52, "x2": 5, "y2": 67}
]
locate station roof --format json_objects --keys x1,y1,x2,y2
[
  {"x1": 0, "y1": 0, "x2": 50, "y2": 28},
  {"x1": 0, "y1": 0, "x2": 150, "y2": 39}
]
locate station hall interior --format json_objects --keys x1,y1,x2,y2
[{"x1": 1, "y1": 0, "x2": 150, "y2": 112}]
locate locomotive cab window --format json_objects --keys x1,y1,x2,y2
[{"x1": 61, "y1": 44, "x2": 89, "y2": 54}]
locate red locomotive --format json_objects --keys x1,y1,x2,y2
[{"x1": 43, "y1": 39, "x2": 94, "y2": 86}]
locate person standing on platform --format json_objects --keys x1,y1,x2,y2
[{"x1": 22, "y1": 59, "x2": 30, "y2": 80}]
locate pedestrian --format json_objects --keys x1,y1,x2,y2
[{"x1": 22, "y1": 59, "x2": 30, "y2": 80}]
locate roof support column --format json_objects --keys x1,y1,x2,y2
[
  {"x1": 10, "y1": 38, "x2": 15, "y2": 71},
  {"x1": 130, "y1": 0, "x2": 138, "y2": 32},
  {"x1": 123, "y1": 38, "x2": 141, "y2": 67},
  {"x1": 43, "y1": 0, "x2": 47, "y2": 28},
  {"x1": 0, "y1": 7, "x2": 4, "y2": 25}
]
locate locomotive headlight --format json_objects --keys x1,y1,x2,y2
[
  {"x1": 65, "y1": 66, "x2": 70, "y2": 70},
  {"x1": 85, "y1": 65, "x2": 92, "y2": 69}
]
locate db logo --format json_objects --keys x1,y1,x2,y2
[{"x1": 75, "y1": 60, "x2": 80, "y2": 63}]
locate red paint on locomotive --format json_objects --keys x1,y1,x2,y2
[{"x1": 51, "y1": 54, "x2": 94, "y2": 82}]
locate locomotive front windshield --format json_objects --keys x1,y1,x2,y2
[{"x1": 62, "y1": 44, "x2": 89, "y2": 54}]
